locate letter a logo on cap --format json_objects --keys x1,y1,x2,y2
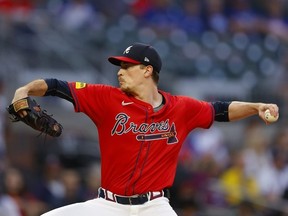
[{"x1": 123, "y1": 46, "x2": 132, "y2": 54}]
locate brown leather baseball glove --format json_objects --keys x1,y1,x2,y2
[{"x1": 7, "y1": 97, "x2": 63, "y2": 137}]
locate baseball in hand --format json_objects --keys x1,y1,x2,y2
[{"x1": 264, "y1": 109, "x2": 279, "y2": 123}]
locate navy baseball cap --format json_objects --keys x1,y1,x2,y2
[{"x1": 108, "y1": 43, "x2": 162, "y2": 72}]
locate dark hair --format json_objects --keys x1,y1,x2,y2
[
  {"x1": 152, "y1": 70, "x2": 159, "y2": 84},
  {"x1": 140, "y1": 65, "x2": 159, "y2": 84}
]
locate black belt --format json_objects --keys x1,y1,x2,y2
[{"x1": 98, "y1": 187, "x2": 170, "y2": 205}]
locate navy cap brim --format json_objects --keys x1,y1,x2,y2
[{"x1": 108, "y1": 56, "x2": 141, "y2": 66}]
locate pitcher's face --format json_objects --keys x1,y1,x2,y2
[{"x1": 117, "y1": 62, "x2": 146, "y2": 94}]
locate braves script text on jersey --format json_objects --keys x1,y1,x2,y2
[{"x1": 69, "y1": 82, "x2": 214, "y2": 196}]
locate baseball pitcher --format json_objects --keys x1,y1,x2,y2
[{"x1": 8, "y1": 43, "x2": 279, "y2": 216}]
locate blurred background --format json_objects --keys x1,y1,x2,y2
[{"x1": 0, "y1": 0, "x2": 288, "y2": 215}]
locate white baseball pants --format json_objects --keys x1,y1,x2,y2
[{"x1": 41, "y1": 197, "x2": 178, "y2": 216}]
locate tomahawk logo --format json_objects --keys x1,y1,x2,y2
[
  {"x1": 111, "y1": 113, "x2": 178, "y2": 144},
  {"x1": 136, "y1": 123, "x2": 178, "y2": 144},
  {"x1": 123, "y1": 46, "x2": 132, "y2": 54}
]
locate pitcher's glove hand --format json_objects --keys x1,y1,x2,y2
[{"x1": 7, "y1": 97, "x2": 63, "y2": 137}]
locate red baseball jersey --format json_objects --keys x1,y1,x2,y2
[{"x1": 69, "y1": 82, "x2": 214, "y2": 196}]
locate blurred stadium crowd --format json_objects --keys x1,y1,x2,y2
[{"x1": 0, "y1": 0, "x2": 288, "y2": 215}]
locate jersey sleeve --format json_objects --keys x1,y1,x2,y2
[
  {"x1": 68, "y1": 82, "x2": 112, "y2": 125},
  {"x1": 181, "y1": 96, "x2": 214, "y2": 130}
]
